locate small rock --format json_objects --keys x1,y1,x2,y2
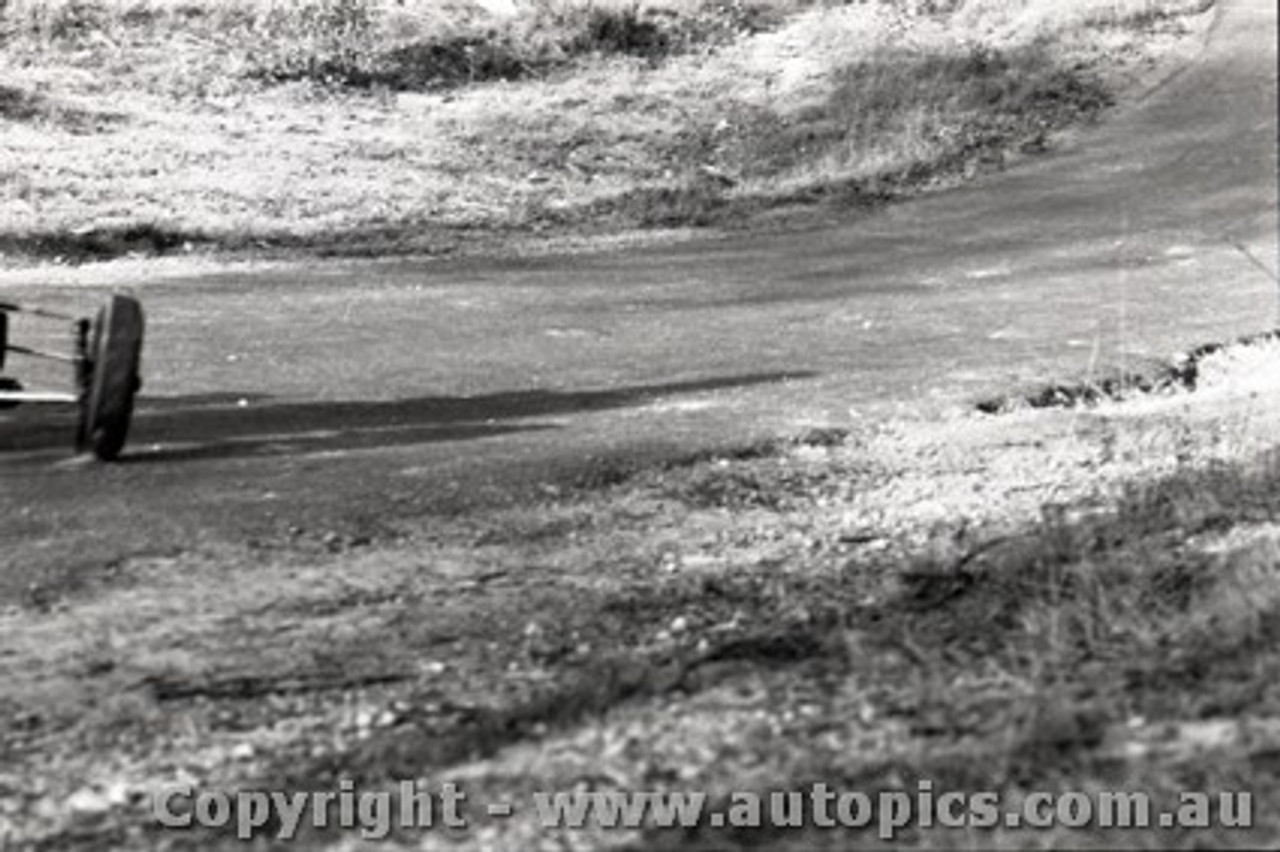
[
  {"x1": 105, "y1": 781, "x2": 131, "y2": 807},
  {"x1": 669, "y1": 616, "x2": 689, "y2": 634},
  {"x1": 698, "y1": 164, "x2": 736, "y2": 187},
  {"x1": 33, "y1": 796, "x2": 61, "y2": 821},
  {"x1": 230, "y1": 743, "x2": 256, "y2": 761},
  {"x1": 66, "y1": 788, "x2": 112, "y2": 816}
]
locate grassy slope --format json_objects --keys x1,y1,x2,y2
[{"x1": 0, "y1": 0, "x2": 1209, "y2": 263}]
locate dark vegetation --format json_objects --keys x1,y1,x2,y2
[
  {"x1": 243, "y1": 1, "x2": 797, "y2": 90},
  {"x1": 977, "y1": 330, "x2": 1280, "y2": 413}
]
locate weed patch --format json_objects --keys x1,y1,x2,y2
[
  {"x1": 0, "y1": 223, "x2": 206, "y2": 262},
  {"x1": 977, "y1": 330, "x2": 1280, "y2": 413}
]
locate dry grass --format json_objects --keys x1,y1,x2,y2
[{"x1": 0, "y1": 0, "x2": 1211, "y2": 262}]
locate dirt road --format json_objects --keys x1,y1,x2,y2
[{"x1": 1, "y1": 0, "x2": 1275, "y2": 597}]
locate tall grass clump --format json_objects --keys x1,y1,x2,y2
[
  {"x1": 767, "y1": 43, "x2": 1111, "y2": 185},
  {"x1": 894, "y1": 451, "x2": 1280, "y2": 687},
  {"x1": 253, "y1": 0, "x2": 383, "y2": 86}
]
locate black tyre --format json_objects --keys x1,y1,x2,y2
[
  {"x1": 78, "y1": 295, "x2": 144, "y2": 460},
  {"x1": 0, "y1": 376, "x2": 21, "y2": 410}
]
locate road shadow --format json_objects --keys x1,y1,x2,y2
[{"x1": 0, "y1": 371, "x2": 814, "y2": 463}]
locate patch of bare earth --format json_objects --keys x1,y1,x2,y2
[{"x1": 6, "y1": 335, "x2": 1280, "y2": 849}]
